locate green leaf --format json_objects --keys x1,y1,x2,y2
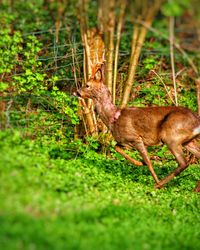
[
  {"x1": 161, "y1": 0, "x2": 190, "y2": 17},
  {"x1": 0, "y1": 82, "x2": 9, "y2": 91}
]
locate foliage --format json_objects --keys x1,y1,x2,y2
[
  {"x1": 12, "y1": 35, "x2": 47, "y2": 94},
  {"x1": 179, "y1": 89, "x2": 198, "y2": 111},
  {"x1": 0, "y1": 1, "x2": 79, "y2": 137},
  {"x1": 161, "y1": 0, "x2": 191, "y2": 17},
  {"x1": 0, "y1": 29, "x2": 22, "y2": 76},
  {"x1": 1, "y1": 0, "x2": 199, "y2": 136},
  {"x1": 50, "y1": 86, "x2": 79, "y2": 125}
]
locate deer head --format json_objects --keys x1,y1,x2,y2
[{"x1": 77, "y1": 63, "x2": 107, "y2": 100}]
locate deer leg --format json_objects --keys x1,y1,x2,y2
[
  {"x1": 115, "y1": 146, "x2": 143, "y2": 166},
  {"x1": 185, "y1": 140, "x2": 200, "y2": 159},
  {"x1": 185, "y1": 140, "x2": 200, "y2": 193},
  {"x1": 155, "y1": 144, "x2": 188, "y2": 189},
  {"x1": 133, "y1": 141, "x2": 159, "y2": 184},
  {"x1": 194, "y1": 181, "x2": 200, "y2": 192}
]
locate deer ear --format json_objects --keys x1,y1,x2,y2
[{"x1": 94, "y1": 69, "x2": 102, "y2": 82}]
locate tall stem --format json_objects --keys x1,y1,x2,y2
[
  {"x1": 105, "y1": 0, "x2": 115, "y2": 94},
  {"x1": 120, "y1": 22, "x2": 148, "y2": 108},
  {"x1": 113, "y1": 0, "x2": 127, "y2": 104},
  {"x1": 120, "y1": 0, "x2": 161, "y2": 108},
  {"x1": 169, "y1": 16, "x2": 178, "y2": 106}
]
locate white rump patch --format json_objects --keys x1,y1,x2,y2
[
  {"x1": 114, "y1": 110, "x2": 121, "y2": 121},
  {"x1": 193, "y1": 126, "x2": 200, "y2": 136}
]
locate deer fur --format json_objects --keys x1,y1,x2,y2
[{"x1": 76, "y1": 64, "x2": 200, "y2": 190}]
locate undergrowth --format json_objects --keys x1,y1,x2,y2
[{"x1": 0, "y1": 130, "x2": 199, "y2": 250}]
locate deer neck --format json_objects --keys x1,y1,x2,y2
[{"x1": 94, "y1": 89, "x2": 120, "y2": 129}]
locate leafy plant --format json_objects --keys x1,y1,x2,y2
[
  {"x1": 12, "y1": 35, "x2": 47, "y2": 94},
  {"x1": 142, "y1": 57, "x2": 159, "y2": 71},
  {"x1": 0, "y1": 129, "x2": 200, "y2": 250},
  {"x1": 161, "y1": 0, "x2": 191, "y2": 17},
  {"x1": 0, "y1": 29, "x2": 22, "y2": 78}
]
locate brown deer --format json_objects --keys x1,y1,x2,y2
[{"x1": 76, "y1": 64, "x2": 200, "y2": 191}]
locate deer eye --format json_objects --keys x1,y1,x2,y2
[{"x1": 86, "y1": 84, "x2": 90, "y2": 88}]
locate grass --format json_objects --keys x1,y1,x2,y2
[{"x1": 0, "y1": 130, "x2": 200, "y2": 250}]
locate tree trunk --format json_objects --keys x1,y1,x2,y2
[
  {"x1": 113, "y1": 0, "x2": 127, "y2": 104},
  {"x1": 105, "y1": 0, "x2": 115, "y2": 94},
  {"x1": 120, "y1": 21, "x2": 149, "y2": 108},
  {"x1": 120, "y1": 0, "x2": 161, "y2": 108}
]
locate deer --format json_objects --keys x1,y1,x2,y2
[{"x1": 76, "y1": 63, "x2": 200, "y2": 191}]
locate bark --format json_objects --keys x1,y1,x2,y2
[
  {"x1": 120, "y1": 0, "x2": 161, "y2": 108},
  {"x1": 113, "y1": 0, "x2": 127, "y2": 104},
  {"x1": 130, "y1": 24, "x2": 139, "y2": 63},
  {"x1": 78, "y1": 1, "x2": 107, "y2": 136},
  {"x1": 105, "y1": 0, "x2": 115, "y2": 94},
  {"x1": 97, "y1": 0, "x2": 104, "y2": 33},
  {"x1": 120, "y1": 23, "x2": 148, "y2": 108},
  {"x1": 55, "y1": 1, "x2": 66, "y2": 43},
  {"x1": 169, "y1": 16, "x2": 178, "y2": 106},
  {"x1": 78, "y1": 0, "x2": 97, "y2": 135}
]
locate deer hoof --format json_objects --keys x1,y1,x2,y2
[
  {"x1": 154, "y1": 182, "x2": 164, "y2": 189},
  {"x1": 194, "y1": 181, "x2": 200, "y2": 192}
]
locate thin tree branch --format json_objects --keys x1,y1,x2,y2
[
  {"x1": 135, "y1": 19, "x2": 199, "y2": 76},
  {"x1": 120, "y1": 0, "x2": 161, "y2": 108},
  {"x1": 105, "y1": 0, "x2": 115, "y2": 94},
  {"x1": 169, "y1": 16, "x2": 178, "y2": 106},
  {"x1": 113, "y1": 0, "x2": 127, "y2": 104},
  {"x1": 151, "y1": 70, "x2": 176, "y2": 105}
]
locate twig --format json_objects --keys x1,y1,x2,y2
[
  {"x1": 71, "y1": 47, "x2": 79, "y2": 89},
  {"x1": 53, "y1": 33, "x2": 58, "y2": 70},
  {"x1": 120, "y1": 1, "x2": 161, "y2": 108},
  {"x1": 175, "y1": 67, "x2": 186, "y2": 78},
  {"x1": 6, "y1": 99, "x2": 13, "y2": 128},
  {"x1": 72, "y1": 43, "x2": 89, "y2": 136},
  {"x1": 113, "y1": 0, "x2": 127, "y2": 104},
  {"x1": 105, "y1": 0, "x2": 115, "y2": 94},
  {"x1": 151, "y1": 70, "x2": 176, "y2": 105},
  {"x1": 169, "y1": 16, "x2": 178, "y2": 106},
  {"x1": 135, "y1": 19, "x2": 199, "y2": 76}
]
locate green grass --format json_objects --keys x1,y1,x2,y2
[{"x1": 0, "y1": 130, "x2": 200, "y2": 250}]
